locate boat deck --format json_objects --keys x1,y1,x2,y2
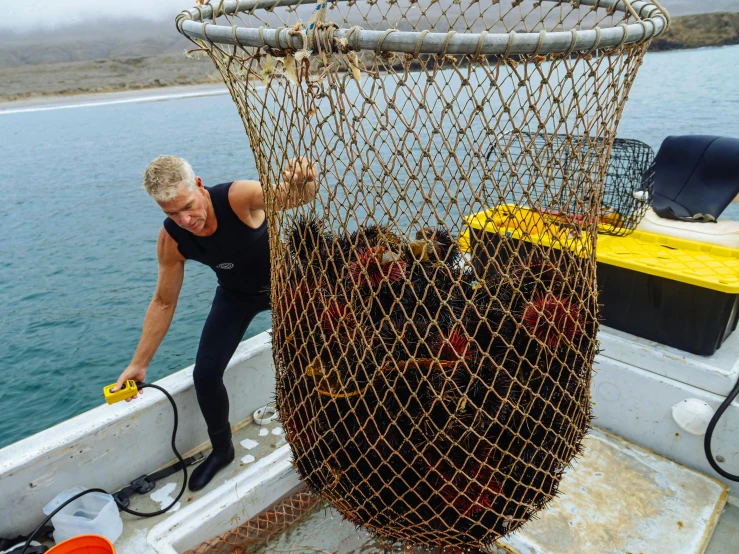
[
  {"x1": 709, "y1": 503, "x2": 739, "y2": 554},
  {"x1": 114, "y1": 414, "x2": 287, "y2": 553},
  {"x1": 111, "y1": 421, "x2": 736, "y2": 554},
  {"x1": 5, "y1": 329, "x2": 736, "y2": 554}
]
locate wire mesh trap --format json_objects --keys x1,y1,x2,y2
[
  {"x1": 599, "y1": 137, "x2": 654, "y2": 235},
  {"x1": 485, "y1": 134, "x2": 655, "y2": 236},
  {"x1": 177, "y1": 0, "x2": 668, "y2": 548}
]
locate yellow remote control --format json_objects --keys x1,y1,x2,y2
[{"x1": 104, "y1": 380, "x2": 139, "y2": 404}]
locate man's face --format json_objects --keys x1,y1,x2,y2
[{"x1": 159, "y1": 180, "x2": 208, "y2": 233}]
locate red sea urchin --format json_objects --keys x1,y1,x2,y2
[
  {"x1": 320, "y1": 298, "x2": 352, "y2": 334},
  {"x1": 522, "y1": 292, "x2": 584, "y2": 350},
  {"x1": 277, "y1": 280, "x2": 318, "y2": 329},
  {"x1": 435, "y1": 327, "x2": 475, "y2": 361},
  {"x1": 438, "y1": 465, "x2": 502, "y2": 517},
  {"x1": 348, "y1": 246, "x2": 407, "y2": 289}
]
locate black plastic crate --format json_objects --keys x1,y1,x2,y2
[
  {"x1": 596, "y1": 263, "x2": 739, "y2": 356},
  {"x1": 463, "y1": 207, "x2": 739, "y2": 356},
  {"x1": 596, "y1": 230, "x2": 739, "y2": 356}
]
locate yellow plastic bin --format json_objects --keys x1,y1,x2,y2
[
  {"x1": 462, "y1": 204, "x2": 593, "y2": 253},
  {"x1": 459, "y1": 205, "x2": 739, "y2": 355},
  {"x1": 597, "y1": 230, "x2": 739, "y2": 355},
  {"x1": 459, "y1": 204, "x2": 594, "y2": 280}
]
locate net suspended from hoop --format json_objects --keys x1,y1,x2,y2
[{"x1": 178, "y1": 0, "x2": 668, "y2": 548}]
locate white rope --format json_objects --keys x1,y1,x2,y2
[{"x1": 306, "y1": 0, "x2": 329, "y2": 53}]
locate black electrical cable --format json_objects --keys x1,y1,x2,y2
[
  {"x1": 18, "y1": 489, "x2": 109, "y2": 554},
  {"x1": 116, "y1": 383, "x2": 188, "y2": 516},
  {"x1": 19, "y1": 383, "x2": 188, "y2": 554},
  {"x1": 704, "y1": 376, "x2": 739, "y2": 482}
]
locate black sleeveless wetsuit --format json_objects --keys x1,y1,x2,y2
[{"x1": 163, "y1": 182, "x2": 271, "y2": 448}]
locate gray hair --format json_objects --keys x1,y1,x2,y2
[{"x1": 142, "y1": 156, "x2": 197, "y2": 202}]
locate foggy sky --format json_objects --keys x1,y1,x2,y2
[{"x1": 3, "y1": 0, "x2": 195, "y2": 30}]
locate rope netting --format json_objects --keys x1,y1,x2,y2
[
  {"x1": 177, "y1": 0, "x2": 667, "y2": 548},
  {"x1": 183, "y1": 491, "x2": 325, "y2": 554},
  {"x1": 185, "y1": 488, "x2": 499, "y2": 553}
]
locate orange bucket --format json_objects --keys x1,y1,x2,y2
[{"x1": 47, "y1": 535, "x2": 115, "y2": 554}]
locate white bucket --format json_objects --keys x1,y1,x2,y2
[{"x1": 42, "y1": 487, "x2": 123, "y2": 544}]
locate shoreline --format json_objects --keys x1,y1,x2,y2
[
  {"x1": 1, "y1": 10, "x2": 737, "y2": 111},
  {"x1": 1, "y1": 41, "x2": 737, "y2": 114},
  {"x1": 0, "y1": 83, "x2": 230, "y2": 115}
]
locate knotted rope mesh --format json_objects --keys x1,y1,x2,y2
[{"x1": 178, "y1": 0, "x2": 667, "y2": 548}]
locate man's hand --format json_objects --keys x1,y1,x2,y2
[
  {"x1": 113, "y1": 365, "x2": 148, "y2": 401},
  {"x1": 282, "y1": 157, "x2": 316, "y2": 188},
  {"x1": 236, "y1": 157, "x2": 318, "y2": 214}
]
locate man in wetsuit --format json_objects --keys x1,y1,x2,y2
[{"x1": 114, "y1": 155, "x2": 316, "y2": 491}]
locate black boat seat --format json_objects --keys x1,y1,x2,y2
[{"x1": 651, "y1": 135, "x2": 739, "y2": 222}]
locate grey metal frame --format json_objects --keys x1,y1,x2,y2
[{"x1": 176, "y1": 0, "x2": 668, "y2": 55}]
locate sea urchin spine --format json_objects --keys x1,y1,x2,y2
[
  {"x1": 349, "y1": 246, "x2": 407, "y2": 289},
  {"x1": 522, "y1": 293, "x2": 583, "y2": 350}
]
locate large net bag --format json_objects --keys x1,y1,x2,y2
[{"x1": 177, "y1": 0, "x2": 668, "y2": 548}]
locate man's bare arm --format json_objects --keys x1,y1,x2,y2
[
  {"x1": 230, "y1": 158, "x2": 317, "y2": 220},
  {"x1": 114, "y1": 228, "x2": 185, "y2": 395}
]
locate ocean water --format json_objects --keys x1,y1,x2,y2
[{"x1": 1, "y1": 45, "x2": 738, "y2": 449}]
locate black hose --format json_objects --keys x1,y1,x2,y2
[
  {"x1": 118, "y1": 383, "x2": 188, "y2": 516},
  {"x1": 18, "y1": 489, "x2": 109, "y2": 554},
  {"x1": 704, "y1": 376, "x2": 739, "y2": 482},
  {"x1": 19, "y1": 383, "x2": 187, "y2": 554}
]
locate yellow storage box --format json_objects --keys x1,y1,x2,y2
[
  {"x1": 596, "y1": 230, "x2": 739, "y2": 355},
  {"x1": 461, "y1": 204, "x2": 594, "y2": 258},
  {"x1": 459, "y1": 206, "x2": 739, "y2": 355}
]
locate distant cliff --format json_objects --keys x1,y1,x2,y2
[
  {"x1": 651, "y1": 12, "x2": 739, "y2": 51},
  {"x1": 2, "y1": 11, "x2": 738, "y2": 104}
]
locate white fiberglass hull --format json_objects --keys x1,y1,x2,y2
[{"x1": 0, "y1": 326, "x2": 737, "y2": 552}]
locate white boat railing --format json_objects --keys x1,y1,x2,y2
[{"x1": 0, "y1": 332, "x2": 276, "y2": 539}]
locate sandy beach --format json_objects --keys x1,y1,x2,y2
[
  {"x1": 0, "y1": 54, "x2": 221, "y2": 104},
  {"x1": 0, "y1": 83, "x2": 229, "y2": 115}
]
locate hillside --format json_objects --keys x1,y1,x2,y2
[
  {"x1": 651, "y1": 12, "x2": 739, "y2": 51},
  {"x1": 1, "y1": 7, "x2": 737, "y2": 103},
  {"x1": 0, "y1": 20, "x2": 187, "y2": 69},
  {"x1": 0, "y1": 54, "x2": 219, "y2": 102}
]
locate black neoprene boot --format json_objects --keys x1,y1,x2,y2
[{"x1": 188, "y1": 428, "x2": 235, "y2": 492}]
